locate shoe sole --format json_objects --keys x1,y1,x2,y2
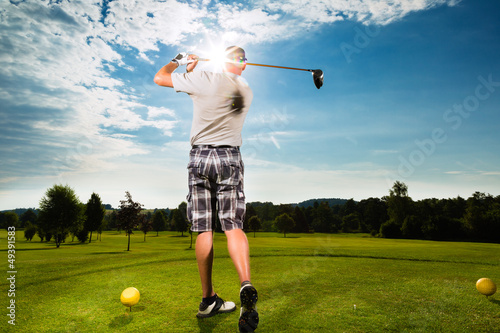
[
  {"x1": 196, "y1": 306, "x2": 235, "y2": 318},
  {"x1": 239, "y1": 286, "x2": 259, "y2": 332},
  {"x1": 197, "y1": 299, "x2": 236, "y2": 318}
]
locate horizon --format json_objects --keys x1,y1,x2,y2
[
  {"x1": 1, "y1": 196, "x2": 350, "y2": 211},
  {"x1": 3, "y1": 191, "x2": 494, "y2": 213},
  {"x1": 1, "y1": 0, "x2": 499, "y2": 210}
]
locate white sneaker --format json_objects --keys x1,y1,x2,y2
[{"x1": 196, "y1": 294, "x2": 236, "y2": 318}]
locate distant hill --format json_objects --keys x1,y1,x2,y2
[
  {"x1": 0, "y1": 208, "x2": 39, "y2": 216},
  {"x1": 294, "y1": 198, "x2": 351, "y2": 208},
  {"x1": 2, "y1": 204, "x2": 115, "y2": 215},
  {"x1": 247, "y1": 198, "x2": 351, "y2": 208},
  {"x1": 3, "y1": 200, "x2": 351, "y2": 216}
]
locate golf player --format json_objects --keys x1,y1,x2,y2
[{"x1": 154, "y1": 46, "x2": 259, "y2": 332}]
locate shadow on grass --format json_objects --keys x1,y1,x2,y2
[
  {"x1": 108, "y1": 306, "x2": 146, "y2": 329},
  {"x1": 196, "y1": 316, "x2": 227, "y2": 333},
  {"x1": 489, "y1": 298, "x2": 499, "y2": 306},
  {"x1": 109, "y1": 313, "x2": 134, "y2": 328},
  {"x1": 130, "y1": 305, "x2": 146, "y2": 312},
  {"x1": 0, "y1": 240, "x2": 89, "y2": 251},
  {"x1": 2, "y1": 247, "x2": 58, "y2": 252}
]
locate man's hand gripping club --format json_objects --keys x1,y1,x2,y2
[{"x1": 172, "y1": 52, "x2": 199, "y2": 73}]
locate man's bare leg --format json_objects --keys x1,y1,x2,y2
[
  {"x1": 196, "y1": 231, "x2": 215, "y2": 298},
  {"x1": 226, "y1": 229, "x2": 259, "y2": 332},
  {"x1": 195, "y1": 231, "x2": 237, "y2": 318},
  {"x1": 225, "y1": 228, "x2": 251, "y2": 283}
]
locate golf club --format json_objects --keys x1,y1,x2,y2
[{"x1": 198, "y1": 58, "x2": 324, "y2": 89}]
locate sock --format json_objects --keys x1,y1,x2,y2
[
  {"x1": 241, "y1": 280, "x2": 252, "y2": 288},
  {"x1": 202, "y1": 293, "x2": 217, "y2": 305}
]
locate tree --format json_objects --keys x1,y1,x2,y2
[
  {"x1": 20, "y1": 209, "x2": 37, "y2": 228},
  {"x1": 152, "y1": 210, "x2": 166, "y2": 236},
  {"x1": 139, "y1": 215, "x2": 153, "y2": 241},
  {"x1": 69, "y1": 203, "x2": 86, "y2": 242},
  {"x1": 38, "y1": 184, "x2": 82, "y2": 248},
  {"x1": 173, "y1": 202, "x2": 189, "y2": 236},
  {"x1": 248, "y1": 216, "x2": 261, "y2": 238},
  {"x1": 484, "y1": 201, "x2": 500, "y2": 243},
  {"x1": 76, "y1": 227, "x2": 89, "y2": 243},
  {"x1": 357, "y1": 198, "x2": 388, "y2": 235},
  {"x1": 188, "y1": 222, "x2": 194, "y2": 249},
  {"x1": 37, "y1": 228, "x2": 47, "y2": 242},
  {"x1": 96, "y1": 217, "x2": 107, "y2": 241},
  {"x1": 387, "y1": 181, "x2": 412, "y2": 223},
  {"x1": 244, "y1": 204, "x2": 258, "y2": 232},
  {"x1": 381, "y1": 181, "x2": 412, "y2": 238},
  {"x1": 255, "y1": 202, "x2": 276, "y2": 223},
  {"x1": 105, "y1": 210, "x2": 118, "y2": 230},
  {"x1": 274, "y1": 213, "x2": 295, "y2": 238},
  {"x1": 401, "y1": 215, "x2": 422, "y2": 239},
  {"x1": 463, "y1": 192, "x2": 499, "y2": 242},
  {"x1": 292, "y1": 206, "x2": 308, "y2": 233},
  {"x1": 311, "y1": 201, "x2": 337, "y2": 233},
  {"x1": 172, "y1": 209, "x2": 188, "y2": 236},
  {"x1": 116, "y1": 191, "x2": 144, "y2": 251},
  {"x1": 278, "y1": 204, "x2": 294, "y2": 217},
  {"x1": 24, "y1": 222, "x2": 37, "y2": 241},
  {"x1": 340, "y1": 199, "x2": 358, "y2": 217},
  {"x1": 85, "y1": 192, "x2": 106, "y2": 243},
  {"x1": 1, "y1": 212, "x2": 19, "y2": 230},
  {"x1": 341, "y1": 213, "x2": 361, "y2": 233}
]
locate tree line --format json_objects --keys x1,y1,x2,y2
[
  {"x1": 0, "y1": 185, "x2": 193, "y2": 250},
  {"x1": 1, "y1": 181, "x2": 499, "y2": 247},
  {"x1": 243, "y1": 181, "x2": 500, "y2": 243}
]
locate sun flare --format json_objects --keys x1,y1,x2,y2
[
  {"x1": 196, "y1": 37, "x2": 247, "y2": 72},
  {"x1": 207, "y1": 47, "x2": 228, "y2": 70},
  {"x1": 195, "y1": 40, "x2": 230, "y2": 72}
]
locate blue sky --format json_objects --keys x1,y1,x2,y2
[{"x1": 1, "y1": 0, "x2": 499, "y2": 210}]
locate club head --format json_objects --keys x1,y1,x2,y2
[{"x1": 312, "y1": 70, "x2": 323, "y2": 89}]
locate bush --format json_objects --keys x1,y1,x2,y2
[
  {"x1": 76, "y1": 229, "x2": 89, "y2": 243},
  {"x1": 261, "y1": 220, "x2": 277, "y2": 232},
  {"x1": 24, "y1": 222, "x2": 37, "y2": 241},
  {"x1": 379, "y1": 219, "x2": 402, "y2": 238},
  {"x1": 274, "y1": 213, "x2": 295, "y2": 238}
]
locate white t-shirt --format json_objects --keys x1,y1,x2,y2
[{"x1": 172, "y1": 71, "x2": 253, "y2": 147}]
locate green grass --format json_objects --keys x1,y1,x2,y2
[{"x1": 1, "y1": 230, "x2": 499, "y2": 332}]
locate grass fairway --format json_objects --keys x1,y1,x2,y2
[{"x1": 1, "y1": 231, "x2": 499, "y2": 332}]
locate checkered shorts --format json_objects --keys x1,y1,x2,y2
[{"x1": 186, "y1": 147, "x2": 246, "y2": 232}]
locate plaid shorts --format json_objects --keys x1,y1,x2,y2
[{"x1": 186, "y1": 147, "x2": 246, "y2": 232}]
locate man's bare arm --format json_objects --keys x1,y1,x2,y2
[
  {"x1": 154, "y1": 54, "x2": 199, "y2": 88},
  {"x1": 154, "y1": 62, "x2": 178, "y2": 88}
]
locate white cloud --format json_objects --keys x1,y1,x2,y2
[
  {"x1": 259, "y1": 0, "x2": 461, "y2": 26},
  {"x1": 147, "y1": 106, "x2": 176, "y2": 119},
  {"x1": 215, "y1": 4, "x2": 293, "y2": 44},
  {"x1": 102, "y1": 0, "x2": 208, "y2": 54}
]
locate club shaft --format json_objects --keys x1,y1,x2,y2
[
  {"x1": 198, "y1": 58, "x2": 312, "y2": 72},
  {"x1": 245, "y1": 63, "x2": 312, "y2": 72}
]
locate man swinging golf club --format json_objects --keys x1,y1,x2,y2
[{"x1": 154, "y1": 46, "x2": 259, "y2": 332}]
